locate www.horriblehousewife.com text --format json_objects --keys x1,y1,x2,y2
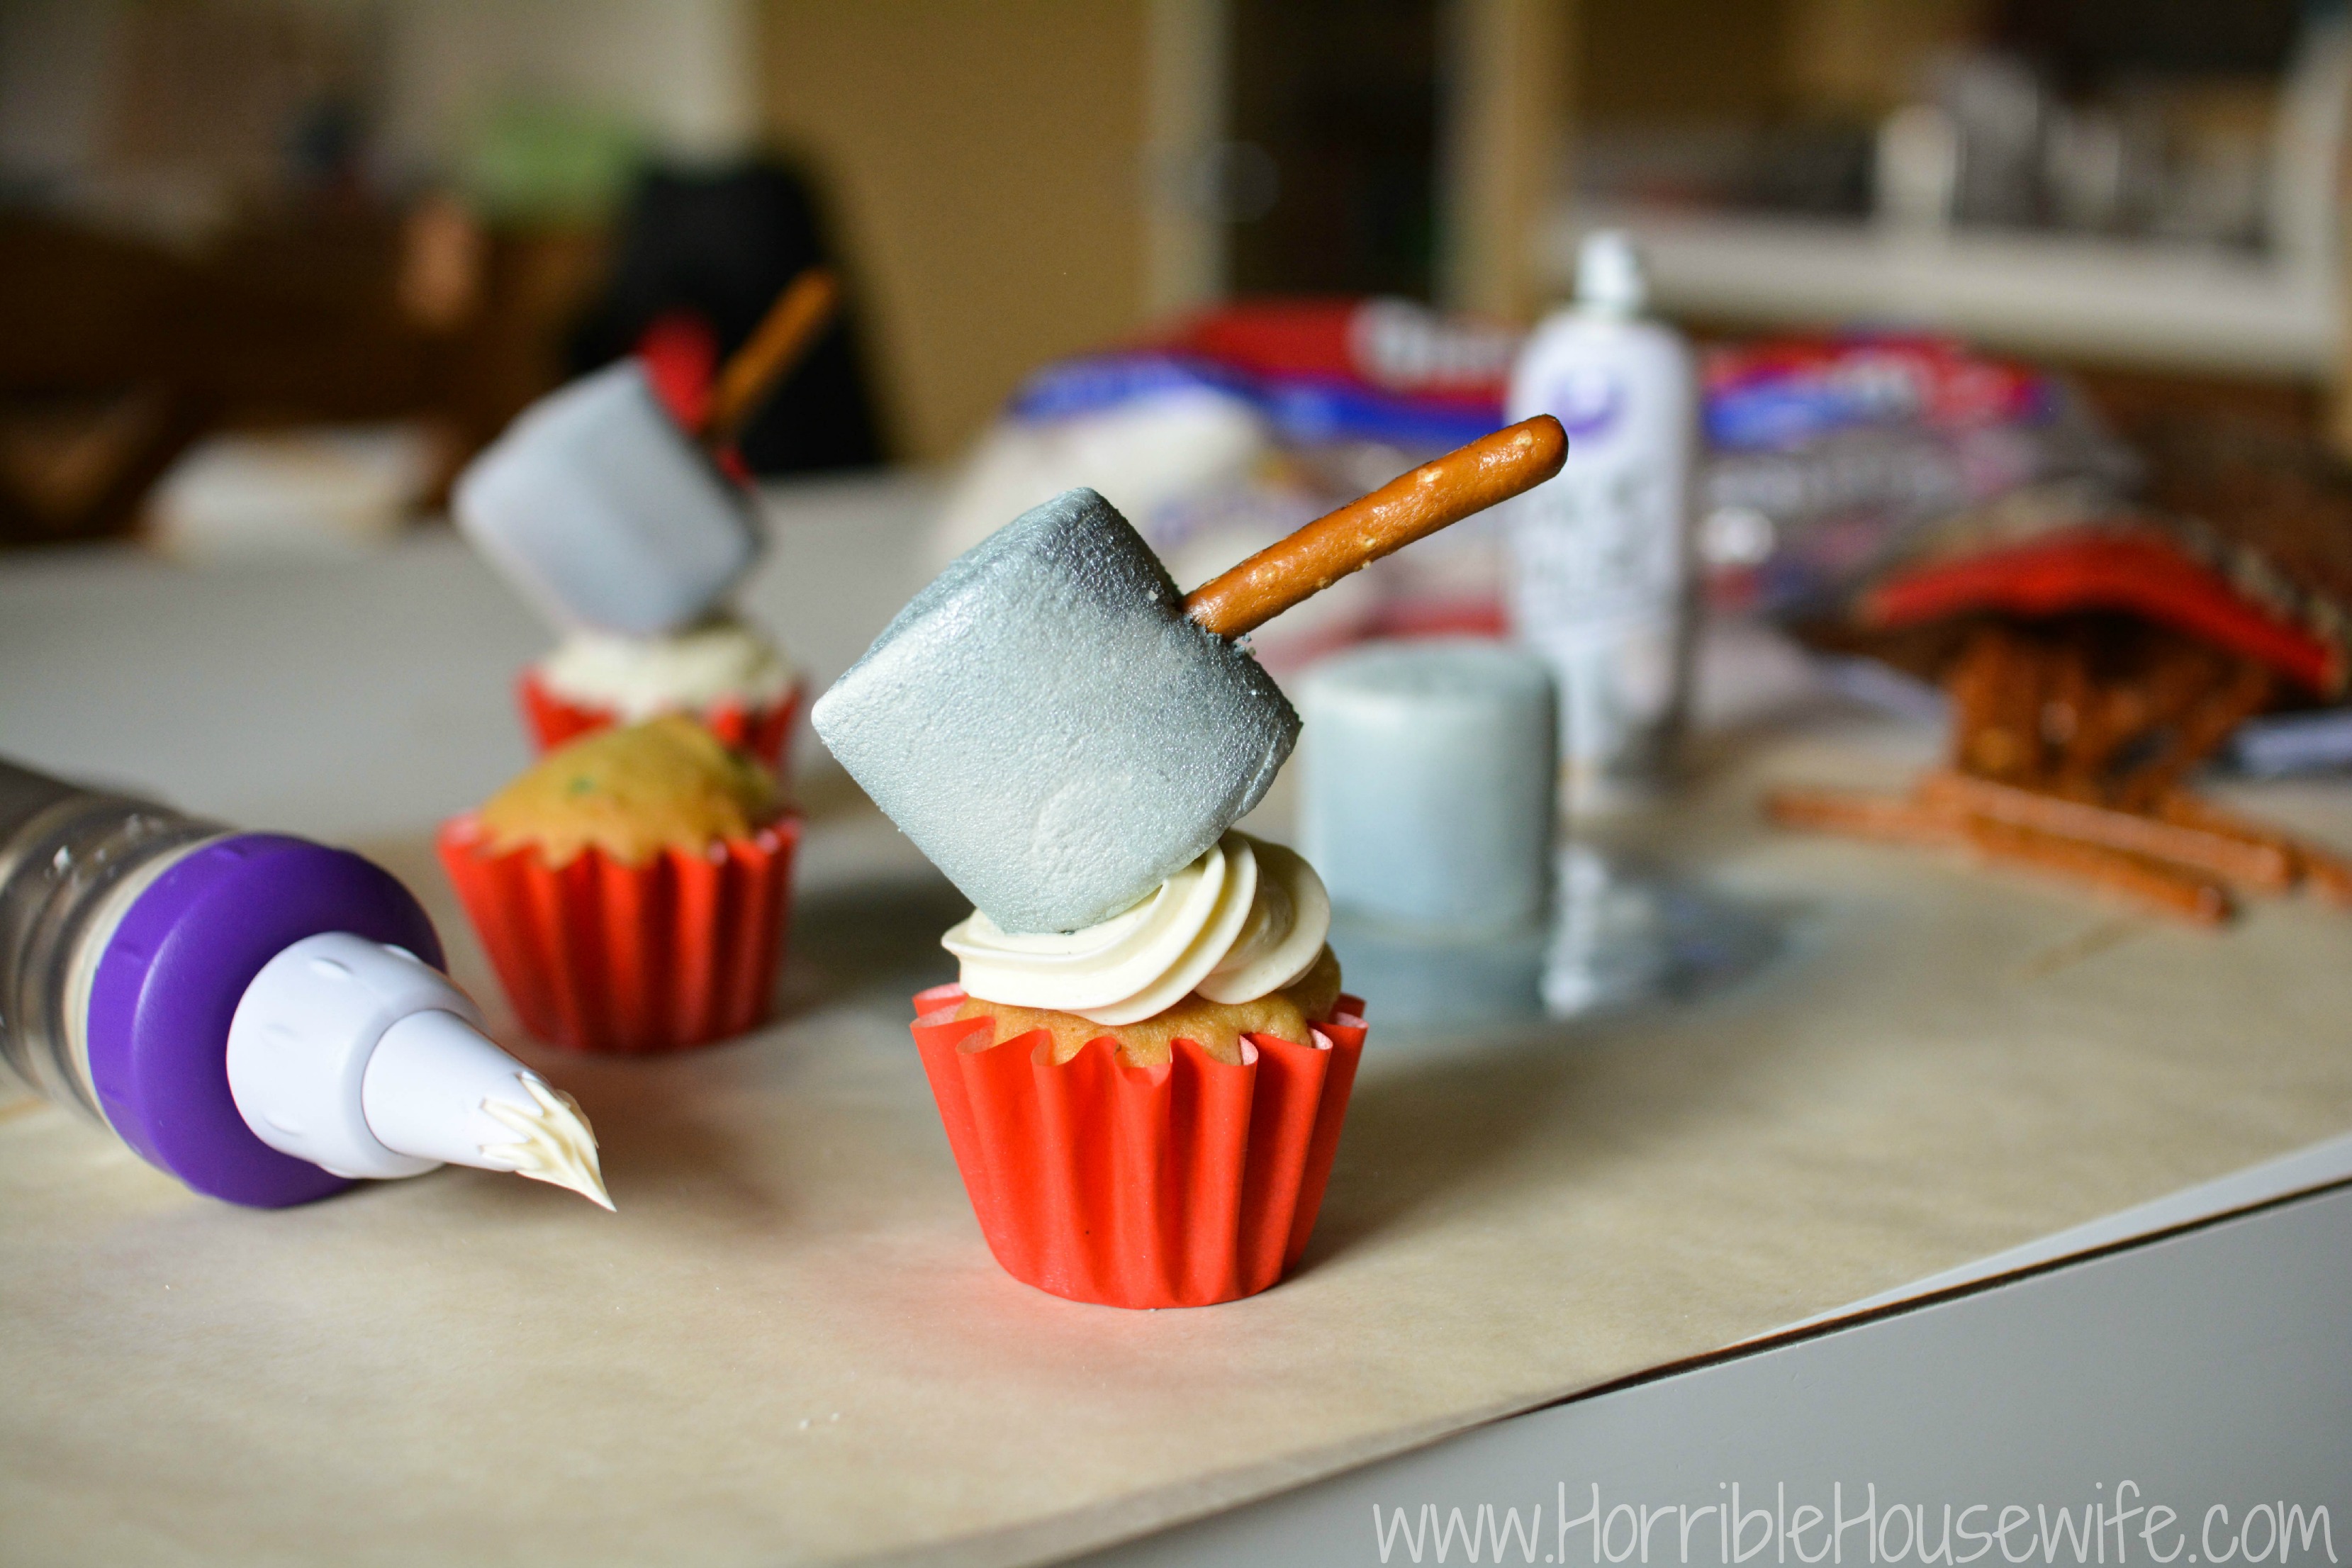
[{"x1": 1373, "y1": 1484, "x2": 2339, "y2": 1567}]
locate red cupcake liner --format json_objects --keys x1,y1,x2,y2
[
  {"x1": 438, "y1": 813, "x2": 798, "y2": 1054},
  {"x1": 517, "y1": 667, "x2": 804, "y2": 771},
  {"x1": 910, "y1": 985, "x2": 1367, "y2": 1309}
]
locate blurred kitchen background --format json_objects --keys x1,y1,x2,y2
[{"x1": 0, "y1": 0, "x2": 2344, "y2": 569}]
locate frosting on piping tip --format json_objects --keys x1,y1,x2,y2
[
  {"x1": 943, "y1": 832, "x2": 1330, "y2": 1025},
  {"x1": 480, "y1": 1075, "x2": 615, "y2": 1210}
]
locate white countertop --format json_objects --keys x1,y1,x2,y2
[
  {"x1": 0, "y1": 471, "x2": 943, "y2": 840},
  {"x1": 5, "y1": 473, "x2": 2351, "y2": 1567}
]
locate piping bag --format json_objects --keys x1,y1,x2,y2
[{"x1": 0, "y1": 756, "x2": 610, "y2": 1210}]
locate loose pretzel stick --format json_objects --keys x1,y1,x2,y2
[
  {"x1": 1917, "y1": 771, "x2": 2295, "y2": 890},
  {"x1": 1766, "y1": 785, "x2": 2234, "y2": 924},
  {"x1": 1765, "y1": 786, "x2": 1964, "y2": 849},
  {"x1": 1960, "y1": 817, "x2": 2233, "y2": 926},
  {"x1": 2298, "y1": 849, "x2": 2352, "y2": 907},
  {"x1": 702, "y1": 267, "x2": 840, "y2": 449},
  {"x1": 2155, "y1": 791, "x2": 2352, "y2": 907},
  {"x1": 2151, "y1": 790, "x2": 2301, "y2": 856},
  {"x1": 1182, "y1": 415, "x2": 1567, "y2": 639}
]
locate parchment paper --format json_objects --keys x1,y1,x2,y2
[{"x1": 6, "y1": 725, "x2": 2350, "y2": 1567}]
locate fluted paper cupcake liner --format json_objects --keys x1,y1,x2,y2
[
  {"x1": 909, "y1": 985, "x2": 1367, "y2": 1309},
  {"x1": 517, "y1": 668, "x2": 804, "y2": 771},
  {"x1": 439, "y1": 814, "x2": 797, "y2": 1054}
]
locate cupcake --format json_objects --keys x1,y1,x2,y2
[
  {"x1": 911, "y1": 831, "x2": 1366, "y2": 1309},
  {"x1": 518, "y1": 612, "x2": 802, "y2": 770},
  {"x1": 439, "y1": 715, "x2": 798, "y2": 1053}
]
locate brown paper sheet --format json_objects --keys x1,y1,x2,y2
[{"x1": 6, "y1": 731, "x2": 2351, "y2": 1567}]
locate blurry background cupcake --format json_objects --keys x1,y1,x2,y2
[
  {"x1": 518, "y1": 612, "x2": 802, "y2": 769},
  {"x1": 450, "y1": 266, "x2": 846, "y2": 776},
  {"x1": 440, "y1": 715, "x2": 799, "y2": 1054}
]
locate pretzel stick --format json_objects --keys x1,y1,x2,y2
[
  {"x1": 1765, "y1": 786, "x2": 1964, "y2": 849},
  {"x1": 1960, "y1": 817, "x2": 2233, "y2": 926},
  {"x1": 1951, "y1": 627, "x2": 2044, "y2": 782},
  {"x1": 2138, "y1": 639, "x2": 2231, "y2": 734},
  {"x1": 2076, "y1": 669, "x2": 2159, "y2": 798},
  {"x1": 1766, "y1": 786, "x2": 2234, "y2": 924},
  {"x1": 2298, "y1": 849, "x2": 2352, "y2": 907},
  {"x1": 2048, "y1": 631, "x2": 2143, "y2": 801},
  {"x1": 2155, "y1": 791, "x2": 2352, "y2": 907},
  {"x1": 2151, "y1": 790, "x2": 2302, "y2": 856},
  {"x1": 1944, "y1": 627, "x2": 2007, "y2": 773},
  {"x1": 2003, "y1": 629, "x2": 2055, "y2": 781},
  {"x1": 2043, "y1": 636, "x2": 2095, "y2": 791},
  {"x1": 2114, "y1": 659, "x2": 2273, "y2": 811},
  {"x1": 1182, "y1": 415, "x2": 1566, "y2": 638},
  {"x1": 702, "y1": 267, "x2": 840, "y2": 449},
  {"x1": 1917, "y1": 771, "x2": 2295, "y2": 890},
  {"x1": 2063, "y1": 642, "x2": 2207, "y2": 801}
]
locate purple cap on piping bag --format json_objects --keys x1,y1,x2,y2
[{"x1": 86, "y1": 834, "x2": 442, "y2": 1208}]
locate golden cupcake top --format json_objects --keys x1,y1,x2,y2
[
  {"x1": 476, "y1": 715, "x2": 780, "y2": 867},
  {"x1": 955, "y1": 945, "x2": 1343, "y2": 1069}
]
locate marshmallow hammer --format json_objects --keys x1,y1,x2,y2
[
  {"x1": 813, "y1": 415, "x2": 1567, "y2": 933},
  {"x1": 455, "y1": 270, "x2": 839, "y2": 637}
]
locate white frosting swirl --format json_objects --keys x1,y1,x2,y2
[
  {"x1": 943, "y1": 832, "x2": 1331, "y2": 1026},
  {"x1": 537, "y1": 615, "x2": 795, "y2": 720},
  {"x1": 479, "y1": 1075, "x2": 614, "y2": 1211}
]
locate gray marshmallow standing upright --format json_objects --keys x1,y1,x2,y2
[{"x1": 812, "y1": 488, "x2": 1298, "y2": 934}]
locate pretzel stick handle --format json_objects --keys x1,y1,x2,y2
[
  {"x1": 702, "y1": 268, "x2": 840, "y2": 449},
  {"x1": 1182, "y1": 415, "x2": 1567, "y2": 639}
]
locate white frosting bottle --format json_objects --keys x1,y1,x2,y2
[
  {"x1": 1504, "y1": 230, "x2": 1697, "y2": 808},
  {"x1": 0, "y1": 757, "x2": 611, "y2": 1211}
]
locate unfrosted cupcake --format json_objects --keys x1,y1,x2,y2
[
  {"x1": 440, "y1": 716, "x2": 798, "y2": 1053},
  {"x1": 518, "y1": 613, "x2": 802, "y2": 769},
  {"x1": 910, "y1": 832, "x2": 1367, "y2": 1309}
]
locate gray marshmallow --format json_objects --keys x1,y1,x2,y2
[
  {"x1": 812, "y1": 488, "x2": 1298, "y2": 933},
  {"x1": 454, "y1": 362, "x2": 761, "y2": 636}
]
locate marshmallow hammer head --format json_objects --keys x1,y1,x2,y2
[
  {"x1": 812, "y1": 488, "x2": 1298, "y2": 934},
  {"x1": 454, "y1": 362, "x2": 761, "y2": 637}
]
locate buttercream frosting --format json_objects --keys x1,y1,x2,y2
[
  {"x1": 943, "y1": 832, "x2": 1330, "y2": 1026},
  {"x1": 537, "y1": 616, "x2": 795, "y2": 720},
  {"x1": 480, "y1": 1075, "x2": 615, "y2": 1210}
]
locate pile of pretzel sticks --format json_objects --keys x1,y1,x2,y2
[{"x1": 1768, "y1": 622, "x2": 2352, "y2": 925}]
